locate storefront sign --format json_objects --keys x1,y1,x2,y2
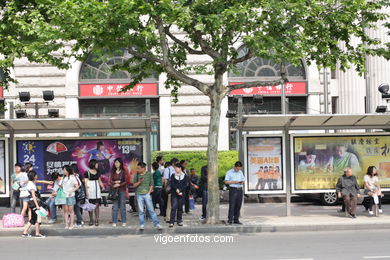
[
  {"x1": 230, "y1": 82, "x2": 307, "y2": 95},
  {"x1": 79, "y1": 83, "x2": 158, "y2": 97}
]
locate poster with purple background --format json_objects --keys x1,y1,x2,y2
[{"x1": 16, "y1": 138, "x2": 143, "y2": 193}]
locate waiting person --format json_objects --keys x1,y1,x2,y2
[
  {"x1": 45, "y1": 172, "x2": 62, "y2": 224},
  {"x1": 84, "y1": 159, "x2": 104, "y2": 226},
  {"x1": 11, "y1": 163, "x2": 28, "y2": 213},
  {"x1": 133, "y1": 162, "x2": 162, "y2": 230},
  {"x1": 156, "y1": 156, "x2": 165, "y2": 172},
  {"x1": 169, "y1": 163, "x2": 189, "y2": 227},
  {"x1": 200, "y1": 165, "x2": 208, "y2": 221},
  {"x1": 61, "y1": 165, "x2": 79, "y2": 229},
  {"x1": 254, "y1": 166, "x2": 264, "y2": 190},
  {"x1": 336, "y1": 167, "x2": 361, "y2": 218},
  {"x1": 364, "y1": 166, "x2": 383, "y2": 215},
  {"x1": 71, "y1": 164, "x2": 84, "y2": 227},
  {"x1": 180, "y1": 160, "x2": 190, "y2": 214},
  {"x1": 163, "y1": 158, "x2": 178, "y2": 222},
  {"x1": 110, "y1": 158, "x2": 128, "y2": 227},
  {"x1": 189, "y1": 168, "x2": 199, "y2": 201},
  {"x1": 152, "y1": 162, "x2": 163, "y2": 216},
  {"x1": 225, "y1": 161, "x2": 245, "y2": 225},
  {"x1": 22, "y1": 171, "x2": 45, "y2": 238}
]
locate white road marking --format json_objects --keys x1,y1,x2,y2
[
  {"x1": 272, "y1": 259, "x2": 314, "y2": 260},
  {"x1": 364, "y1": 257, "x2": 390, "y2": 259}
]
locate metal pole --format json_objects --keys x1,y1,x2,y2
[
  {"x1": 284, "y1": 127, "x2": 292, "y2": 216},
  {"x1": 8, "y1": 102, "x2": 15, "y2": 209},
  {"x1": 323, "y1": 68, "x2": 329, "y2": 114},
  {"x1": 281, "y1": 82, "x2": 286, "y2": 114},
  {"x1": 145, "y1": 99, "x2": 152, "y2": 172},
  {"x1": 237, "y1": 96, "x2": 244, "y2": 163}
]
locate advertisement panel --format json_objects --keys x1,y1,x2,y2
[
  {"x1": 293, "y1": 134, "x2": 390, "y2": 193},
  {"x1": 16, "y1": 138, "x2": 144, "y2": 193},
  {"x1": 245, "y1": 136, "x2": 285, "y2": 194},
  {"x1": 0, "y1": 140, "x2": 6, "y2": 194}
]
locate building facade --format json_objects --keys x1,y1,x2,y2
[{"x1": 2, "y1": 24, "x2": 390, "y2": 152}]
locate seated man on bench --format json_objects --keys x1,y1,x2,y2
[{"x1": 336, "y1": 168, "x2": 361, "y2": 218}]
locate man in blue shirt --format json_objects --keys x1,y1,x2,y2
[{"x1": 224, "y1": 161, "x2": 245, "y2": 225}]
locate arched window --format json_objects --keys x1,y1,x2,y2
[
  {"x1": 229, "y1": 46, "x2": 306, "y2": 80},
  {"x1": 79, "y1": 50, "x2": 158, "y2": 83}
]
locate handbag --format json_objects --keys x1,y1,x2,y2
[
  {"x1": 164, "y1": 168, "x2": 172, "y2": 194},
  {"x1": 75, "y1": 176, "x2": 86, "y2": 202},
  {"x1": 12, "y1": 182, "x2": 20, "y2": 191},
  {"x1": 108, "y1": 188, "x2": 119, "y2": 201},
  {"x1": 55, "y1": 187, "x2": 67, "y2": 205}
]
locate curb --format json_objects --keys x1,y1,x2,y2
[{"x1": 2, "y1": 222, "x2": 390, "y2": 237}]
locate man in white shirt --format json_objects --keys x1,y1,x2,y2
[{"x1": 162, "y1": 158, "x2": 178, "y2": 222}]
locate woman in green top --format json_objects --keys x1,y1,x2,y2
[
  {"x1": 152, "y1": 162, "x2": 163, "y2": 215},
  {"x1": 11, "y1": 163, "x2": 28, "y2": 213}
]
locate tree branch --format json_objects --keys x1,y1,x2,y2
[
  {"x1": 154, "y1": 17, "x2": 210, "y2": 95},
  {"x1": 126, "y1": 48, "x2": 164, "y2": 64},
  {"x1": 194, "y1": 30, "x2": 221, "y2": 59},
  {"x1": 229, "y1": 49, "x2": 253, "y2": 65},
  {"x1": 164, "y1": 27, "x2": 205, "y2": 55},
  {"x1": 227, "y1": 78, "x2": 287, "y2": 91}
]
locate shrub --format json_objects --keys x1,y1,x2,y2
[{"x1": 152, "y1": 150, "x2": 239, "y2": 188}]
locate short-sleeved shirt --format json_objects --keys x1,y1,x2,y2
[
  {"x1": 153, "y1": 170, "x2": 163, "y2": 188},
  {"x1": 133, "y1": 171, "x2": 153, "y2": 195},
  {"x1": 62, "y1": 175, "x2": 78, "y2": 197},
  {"x1": 163, "y1": 166, "x2": 175, "y2": 180},
  {"x1": 224, "y1": 168, "x2": 245, "y2": 188},
  {"x1": 364, "y1": 175, "x2": 378, "y2": 189},
  {"x1": 20, "y1": 177, "x2": 34, "y2": 198},
  {"x1": 85, "y1": 171, "x2": 101, "y2": 181}
]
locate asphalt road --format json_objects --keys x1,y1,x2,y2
[{"x1": 1, "y1": 230, "x2": 390, "y2": 260}]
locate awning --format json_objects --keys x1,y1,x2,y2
[
  {"x1": 242, "y1": 114, "x2": 390, "y2": 131},
  {"x1": 0, "y1": 117, "x2": 151, "y2": 134}
]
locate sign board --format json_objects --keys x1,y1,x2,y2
[
  {"x1": 79, "y1": 83, "x2": 158, "y2": 98},
  {"x1": 230, "y1": 82, "x2": 307, "y2": 96}
]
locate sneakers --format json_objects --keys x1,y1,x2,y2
[
  {"x1": 169, "y1": 224, "x2": 174, "y2": 228},
  {"x1": 155, "y1": 224, "x2": 162, "y2": 230},
  {"x1": 139, "y1": 225, "x2": 145, "y2": 230},
  {"x1": 112, "y1": 223, "x2": 117, "y2": 227},
  {"x1": 35, "y1": 234, "x2": 46, "y2": 239},
  {"x1": 379, "y1": 209, "x2": 383, "y2": 213},
  {"x1": 199, "y1": 216, "x2": 206, "y2": 221},
  {"x1": 369, "y1": 211, "x2": 374, "y2": 215},
  {"x1": 74, "y1": 224, "x2": 82, "y2": 228},
  {"x1": 177, "y1": 222, "x2": 183, "y2": 226},
  {"x1": 21, "y1": 233, "x2": 32, "y2": 238},
  {"x1": 122, "y1": 223, "x2": 126, "y2": 227},
  {"x1": 48, "y1": 219, "x2": 56, "y2": 224}
]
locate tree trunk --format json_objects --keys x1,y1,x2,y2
[{"x1": 206, "y1": 87, "x2": 223, "y2": 224}]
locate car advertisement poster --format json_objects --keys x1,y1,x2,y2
[
  {"x1": 245, "y1": 136, "x2": 284, "y2": 194},
  {"x1": 293, "y1": 135, "x2": 390, "y2": 192},
  {"x1": 16, "y1": 138, "x2": 144, "y2": 193}
]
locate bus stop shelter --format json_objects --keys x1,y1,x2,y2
[
  {"x1": 0, "y1": 115, "x2": 153, "y2": 200},
  {"x1": 239, "y1": 113, "x2": 390, "y2": 216}
]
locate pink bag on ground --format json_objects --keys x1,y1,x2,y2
[{"x1": 2, "y1": 213, "x2": 25, "y2": 228}]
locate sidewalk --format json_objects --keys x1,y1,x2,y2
[{"x1": 1, "y1": 202, "x2": 390, "y2": 237}]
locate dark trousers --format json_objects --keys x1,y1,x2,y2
[
  {"x1": 129, "y1": 195, "x2": 137, "y2": 212},
  {"x1": 343, "y1": 194, "x2": 357, "y2": 215},
  {"x1": 184, "y1": 189, "x2": 190, "y2": 213},
  {"x1": 161, "y1": 189, "x2": 168, "y2": 217},
  {"x1": 152, "y1": 187, "x2": 163, "y2": 214},
  {"x1": 202, "y1": 189, "x2": 208, "y2": 219},
  {"x1": 368, "y1": 195, "x2": 382, "y2": 211},
  {"x1": 228, "y1": 188, "x2": 243, "y2": 223},
  {"x1": 170, "y1": 193, "x2": 184, "y2": 224}
]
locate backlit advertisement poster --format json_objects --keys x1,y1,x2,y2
[
  {"x1": 0, "y1": 141, "x2": 6, "y2": 194},
  {"x1": 293, "y1": 134, "x2": 390, "y2": 192},
  {"x1": 16, "y1": 138, "x2": 144, "y2": 193},
  {"x1": 245, "y1": 136, "x2": 284, "y2": 194}
]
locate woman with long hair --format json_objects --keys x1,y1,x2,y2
[
  {"x1": 61, "y1": 165, "x2": 80, "y2": 229},
  {"x1": 169, "y1": 163, "x2": 189, "y2": 228},
  {"x1": 364, "y1": 166, "x2": 383, "y2": 215},
  {"x1": 84, "y1": 159, "x2": 104, "y2": 226},
  {"x1": 110, "y1": 158, "x2": 128, "y2": 227}
]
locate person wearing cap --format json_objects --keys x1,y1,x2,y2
[{"x1": 224, "y1": 161, "x2": 245, "y2": 225}]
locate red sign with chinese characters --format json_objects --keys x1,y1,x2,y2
[
  {"x1": 0, "y1": 87, "x2": 3, "y2": 99},
  {"x1": 79, "y1": 83, "x2": 158, "y2": 97},
  {"x1": 230, "y1": 81, "x2": 307, "y2": 96}
]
